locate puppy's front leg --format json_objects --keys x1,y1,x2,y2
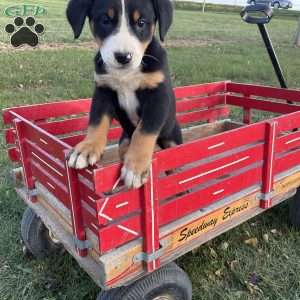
[
  {"x1": 68, "y1": 114, "x2": 111, "y2": 169},
  {"x1": 121, "y1": 125, "x2": 157, "y2": 189}
]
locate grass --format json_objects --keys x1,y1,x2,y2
[{"x1": 1, "y1": 0, "x2": 300, "y2": 299}]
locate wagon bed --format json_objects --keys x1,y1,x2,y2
[{"x1": 4, "y1": 81, "x2": 300, "y2": 289}]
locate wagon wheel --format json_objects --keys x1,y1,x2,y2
[
  {"x1": 289, "y1": 188, "x2": 300, "y2": 229},
  {"x1": 97, "y1": 263, "x2": 192, "y2": 300},
  {"x1": 21, "y1": 207, "x2": 64, "y2": 258}
]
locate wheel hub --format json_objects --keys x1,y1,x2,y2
[
  {"x1": 152, "y1": 294, "x2": 175, "y2": 300},
  {"x1": 48, "y1": 229, "x2": 60, "y2": 244}
]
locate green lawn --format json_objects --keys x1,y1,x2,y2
[{"x1": 1, "y1": 1, "x2": 300, "y2": 299}]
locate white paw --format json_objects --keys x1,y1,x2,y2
[
  {"x1": 121, "y1": 166, "x2": 148, "y2": 189},
  {"x1": 68, "y1": 149, "x2": 99, "y2": 169}
]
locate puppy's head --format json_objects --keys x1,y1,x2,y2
[{"x1": 66, "y1": 0, "x2": 173, "y2": 70}]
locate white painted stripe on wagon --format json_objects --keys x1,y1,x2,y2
[
  {"x1": 208, "y1": 142, "x2": 225, "y2": 150},
  {"x1": 47, "y1": 182, "x2": 55, "y2": 190},
  {"x1": 116, "y1": 201, "x2": 128, "y2": 208},
  {"x1": 88, "y1": 196, "x2": 96, "y2": 203},
  {"x1": 117, "y1": 225, "x2": 138, "y2": 236},
  {"x1": 99, "y1": 213, "x2": 113, "y2": 221},
  {"x1": 212, "y1": 189, "x2": 224, "y2": 196},
  {"x1": 39, "y1": 138, "x2": 48, "y2": 145},
  {"x1": 179, "y1": 156, "x2": 250, "y2": 185},
  {"x1": 285, "y1": 136, "x2": 300, "y2": 145},
  {"x1": 31, "y1": 151, "x2": 64, "y2": 177}
]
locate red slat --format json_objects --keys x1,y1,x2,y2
[
  {"x1": 174, "y1": 81, "x2": 227, "y2": 99},
  {"x1": 276, "y1": 130, "x2": 300, "y2": 153},
  {"x1": 156, "y1": 122, "x2": 266, "y2": 172},
  {"x1": 98, "y1": 215, "x2": 142, "y2": 253},
  {"x1": 97, "y1": 165, "x2": 262, "y2": 253},
  {"x1": 61, "y1": 127, "x2": 123, "y2": 147},
  {"x1": 96, "y1": 188, "x2": 141, "y2": 225},
  {"x1": 94, "y1": 163, "x2": 122, "y2": 193},
  {"x1": 227, "y1": 95, "x2": 300, "y2": 114},
  {"x1": 177, "y1": 106, "x2": 230, "y2": 124},
  {"x1": 16, "y1": 114, "x2": 70, "y2": 160},
  {"x1": 5, "y1": 129, "x2": 15, "y2": 144},
  {"x1": 158, "y1": 143, "x2": 264, "y2": 199},
  {"x1": 275, "y1": 148, "x2": 300, "y2": 175},
  {"x1": 40, "y1": 116, "x2": 88, "y2": 136},
  {"x1": 176, "y1": 95, "x2": 225, "y2": 113},
  {"x1": 227, "y1": 82, "x2": 300, "y2": 103},
  {"x1": 275, "y1": 111, "x2": 300, "y2": 132},
  {"x1": 31, "y1": 161, "x2": 70, "y2": 208},
  {"x1": 159, "y1": 166, "x2": 262, "y2": 226},
  {"x1": 8, "y1": 147, "x2": 20, "y2": 162},
  {"x1": 79, "y1": 180, "x2": 101, "y2": 210},
  {"x1": 27, "y1": 141, "x2": 67, "y2": 186},
  {"x1": 3, "y1": 99, "x2": 91, "y2": 124}
]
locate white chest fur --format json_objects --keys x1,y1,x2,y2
[{"x1": 94, "y1": 69, "x2": 143, "y2": 125}]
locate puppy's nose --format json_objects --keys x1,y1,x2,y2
[{"x1": 114, "y1": 52, "x2": 132, "y2": 65}]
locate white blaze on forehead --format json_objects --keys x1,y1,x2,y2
[{"x1": 100, "y1": 0, "x2": 144, "y2": 70}]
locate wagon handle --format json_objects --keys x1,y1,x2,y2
[
  {"x1": 240, "y1": 4, "x2": 289, "y2": 92},
  {"x1": 240, "y1": 4, "x2": 273, "y2": 25}
]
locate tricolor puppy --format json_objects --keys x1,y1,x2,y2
[{"x1": 67, "y1": 0, "x2": 182, "y2": 189}]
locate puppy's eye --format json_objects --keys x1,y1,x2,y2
[
  {"x1": 137, "y1": 18, "x2": 146, "y2": 28},
  {"x1": 100, "y1": 14, "x2": 112, "y2": 26}
]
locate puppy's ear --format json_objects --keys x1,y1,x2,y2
[
  {"x1": 66, "y1": 0, "x2": 93, "y2": 39},
  {"x1": 152, "y1": 0, "x2": 173, "y2": 42}
]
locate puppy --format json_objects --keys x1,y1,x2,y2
[{"x1": 67, "y1": 0, "x2": 182, "y2": 189}]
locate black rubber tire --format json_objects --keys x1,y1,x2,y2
[
  {"x1": 97, "y1": 263, "x2": 192, "y2": 300},
  {"x1": 97, "y1": 287, "x2": 125, "y2": 300},
  {"x1": 289, "y1": 188, "x2": 300, "y2": 229},
  {"x1": 21, "y1": 207, "x2": 64, "y2": 258},
  {"x1": 273, "y1": 2, "x2": 280, "y2": 8}
]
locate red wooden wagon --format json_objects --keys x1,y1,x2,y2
[
  {"x1": 4, "y1": 80, "x2": 300, "y2": 299},
  {"x1": 3, "y1": 5, "x2": 300, "y2": 300}
]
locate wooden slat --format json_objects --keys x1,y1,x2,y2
[
  {"x1": 174, "y1": 81, "x2": 227, "y2": 99},
  {"x1": 8, "y1": 147, "x2": 20, "y2": 162},
  {"x1": 158, "y1": 143, "x2": 264, "y2": 199},
  {"x1": 228, "y1": 82, "x2": 300, "y2": 103},
  {"x1": 227, "y1": 95, "x2": 300, "y2": 114},
  {"x1": 177, "y1": 106, "x2": 230, "y2": 124},
  {"x1": 276, "y1": 130, "x2": 300, "y2": 154},
  {"x1": 159, "y1": 166, "x2": 262, "y2": 226},
  {"x1": 96, "y1": 188, "x2": 142, "y2": 225},
  {"x1": 31, "y1": 161, "x2": 70, "y2": 208},
  {"x1": 228, "y1": 95, "x2": 300, "y2": 114},
  {"x1": 98, "y1": 215, "x2": 142, "y2": 253},
  {"x1": 276, "y1": 111, "x2": 300, "y2": 132},
  {"x1": 275, "y1": 148, "x2": 300, "y2": 175},
  {"x1": 61, "y1": 127, "x2": 123, "y2": 147},
  {"x1": 156, "y1": 122, "x2": 266, "y2": 172},
  {"x1": 176, "y1": 95, "x2": 225, "y2": 113},
  {"x1": 3, "y1": 99, "x2": 91, "y2": 124}
]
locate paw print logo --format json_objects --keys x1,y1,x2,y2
[{"x1": 5, "y1": 16, "x2": 45, "y2": 48}]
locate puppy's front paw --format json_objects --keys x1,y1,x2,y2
[
  {"x1": 68, "y1": 139, "x2": 103, "y2": 169},
  {"x1": 121, "y1": 155, "x2": 150, "y2": 189}
]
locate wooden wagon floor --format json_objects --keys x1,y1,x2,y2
[{"x1": 101, "y1": 120, "x2": 244, "y2": 166}]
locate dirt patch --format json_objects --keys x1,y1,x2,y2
[{"x1": 0, "y1": 38, "x2": 219, "y2": 52}]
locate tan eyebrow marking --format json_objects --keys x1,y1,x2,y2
[
  {"x1": 108, "y1": 8, "x2": 115, "y2": 18},
  {"x1": 133, "y1": 10, "x2": 141, "y2": 22}
]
